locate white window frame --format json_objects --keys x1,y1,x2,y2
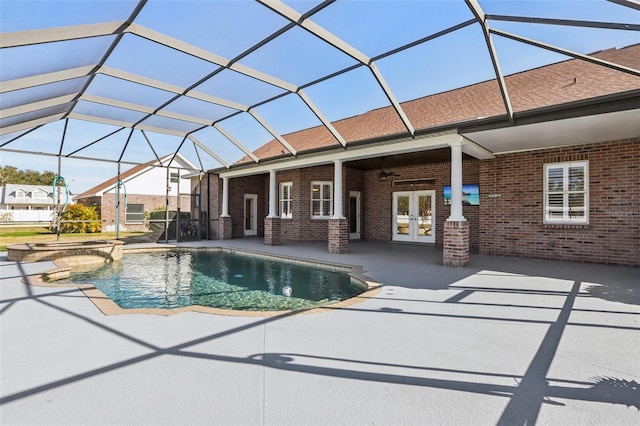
[
  {"x1": 125, "y1": 203, "x2": 145, "y2": 224},
  {"x1": 31, "y1": 189, "x2": 47, "y2": 199},
  {"x1": 543, "y1": 161, "x2": 589, "y2": 225},
  {"x1": 310, "y1": 181, "x2": 333, "y2": 219},
  {"x1": 15, "y1": 189, "x2": 25, "y2": 199},
  {"x1": 279, "y1": 182, "x2": 293, "y2": 219}
]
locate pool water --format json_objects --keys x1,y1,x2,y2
[{"x1": 61, "y1": 250, "x2": 364, "y2": 311}]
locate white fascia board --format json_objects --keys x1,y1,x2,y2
[
  {"x1": 219, "y1": 132, "x2": 464, "y2": 179},
  {"x1": 0, "y1": 65, "x2": 95, "y2": 94},
  {"x1": 188, "y1": 135, "x2": 229, "y2": 168},
  {"x1": 1, "y1": 94, "x2": 76, "y2": 118},
  {"x1": 0, "y1": 113, "x2": 64, "y2": 136},
  {"x1": 126, "y1": 24, "x2": 231, "y2": 67},
  {"x1": 0, "y1": 21, "x2": 123, "y2": 48}
]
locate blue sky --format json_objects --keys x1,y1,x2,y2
[{"x1": 1, "y1": 0, "x2": 638, "y2": 194}]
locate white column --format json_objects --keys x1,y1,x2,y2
[
  {"x1": 221, "y1": 176, "x2": 230, "y2": 217},
  {"x1": 448, "y1": 140, "x2": 466, "y2": 222},
  {"x1": 332, "y1": 159, "x2": 345, "y2": 219},
  {"x1": 268, "y1": 169, "x2": 278, "y2": 218}
]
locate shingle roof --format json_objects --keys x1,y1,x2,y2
[{"x1": 236, "y1": 44, "x2": 640, "y2": 164}]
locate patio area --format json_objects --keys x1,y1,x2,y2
[{"x1": 1, "y1": 240, "x2": 638, "y2": 425}]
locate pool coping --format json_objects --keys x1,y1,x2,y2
[{"x1": 20, "y1": 245, "x2": 382, "y2": 317}]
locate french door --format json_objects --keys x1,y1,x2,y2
[
  {"x1": 244, "y1": 194, "x2": 257, "y2": 236},
  {"x1": 392, "y1": 190, "x2": 435, "y2": 243}
]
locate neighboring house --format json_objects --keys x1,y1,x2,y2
[
  {"x1": 193, "y1": 44, "x2": 640, "y2": 267},
  {"x1": 76, "y1": 154, "x2": 195, "y2": 233},
  {"x1": 0, "y1": 184, "x2": 70, "y2": 223}
]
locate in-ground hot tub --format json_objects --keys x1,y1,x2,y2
[{"x1": 7, "y1": 240, "x2": 124, "y2": 269}]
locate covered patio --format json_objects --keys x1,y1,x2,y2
[{"x1": 1, "y1": 240, "x2": 638, "y2": 425}]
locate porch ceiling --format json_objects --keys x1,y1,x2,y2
[{"x1": 462, "y1": 108, "x2": 640, "y2": 155}]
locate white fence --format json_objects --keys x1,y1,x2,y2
[{"x1": 0, "y1": 209, "x2": 54, "y2": 223}]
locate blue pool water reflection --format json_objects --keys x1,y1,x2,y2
[{"x1": 62, "y1": 250, "x2": 363, "y2": 311}]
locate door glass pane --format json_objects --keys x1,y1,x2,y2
[
  {"x1": 245, "y1": 198, "x2": 252, "y2": 230},
  {"x1": 417, "y1": 194, "x2": 432, "y2": 236},
  {"x1": 349, "y1": 196, "x2": 357, "y2": 232},
  {"x1": 396, "y1": 195, "x2": 409, "y2": 235}
]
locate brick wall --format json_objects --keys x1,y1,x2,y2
[
  {"x1": 228, "y1": 174, "x2": 267, "y2": 238},
  {"x1": 228, "y1": 159, "x2": 481, "y2": 246},
  {"x1": 479, "y1": 139, "x2": 639, "y2": 266},
  {"x1": 362, "y1": 159, "x2": 480, "y2": 248},
  {"x1": 100, "y1": 193, "x2": 191, "y2": 232},
  {"x1": 274, "y1": 166, "x2": 337, "y2": 243}
]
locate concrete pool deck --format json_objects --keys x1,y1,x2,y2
[{"x1": 1, "y1": 239, "x2": 638, "y2": 425}]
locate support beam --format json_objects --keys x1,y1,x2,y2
[
  {"x1": 0, "y1": 94, "x2": 76, "y2": 119},
  {"x1": 490, "y1": 28, "x2": 640, "y2": 77},
  {"x1": 465, "y1": 0, "x2": 514, "y2": 122},
  {"x1": 268, "y1": 170, "x2": 278, "y2": 218},
  {"x1": 221, "y1": 177, "x2": 230, "y2": 217},
  {"x1": 448, "y1": 140, "x2": 466, "y2": 222},
  {"x1": 188, "y1": 135, "x2": 229, "y2": 168},
  {"x1": 298, "y1": 89, "x2": 347, "y2": 147},
  {"x1": 257, "y1": 0, "x2": 415, "y2": 137},
  {"x1": 213, "y1": 123, "x2": 260, "y2": 163},
  {"x1": 0, "y1": 21, "x2": 124, "y2": 48},
  {"x1": 332, "y1": 159, "x2": 345, "y2": 219},
  {"x1": 0, "y1": 114, "x2": 64, "y2": 136},
  {"x1": 249, "y1": 110, "x2": 297, "y2": 156},
  {"x1": 0, "y1": 65, "x2": 94, "y2": 94}
]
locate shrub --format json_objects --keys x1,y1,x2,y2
[{"x1": 51, "y1": 204, "x2": 101, "y2": 233}]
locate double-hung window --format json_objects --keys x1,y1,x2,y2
[
  {"x1": 311, "y1": 181, "x2": 332, "y2": 219},
  {"x1": 126, "y1": 203, "x2": 145, "y2": 224},
  {"x1": 279, "y1": 182, "x2": 292, "y2": 219},
  {"x1": 544, "y1": 161, "x2": 588, "y2": 224}
]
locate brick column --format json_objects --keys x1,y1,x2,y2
[
  {"x1": 328, "y1": 218, "x2": 349, "y2": 254},
  {"x1": 219, "y1": 216, "x2": 233, "y2": 240},
  {"x1": 264, "y1": 217, "x2": 281, "y2": 246},
  {"x1": 443, "y1": 220, "x2": 469, "y2": 267}
]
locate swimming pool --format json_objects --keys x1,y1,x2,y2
[{"x1": 59, "y1": 249, "x2": 366, "y2": 312}]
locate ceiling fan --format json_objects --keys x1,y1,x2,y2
[{"x1": 378, "y1": 158, "x2": 400, "y2": 181}]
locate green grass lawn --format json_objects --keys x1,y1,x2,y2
[{"x1": 0, "y1": 226, "x2": 153, "y2": 250}]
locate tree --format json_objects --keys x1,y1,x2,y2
[{"x1": 0, "y1": 166, "x2": 60, "y2": 186}]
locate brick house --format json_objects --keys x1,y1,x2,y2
[
  {"x1": 77, "y1": 154, "x2": 194, "y2": 233},
  {"x1": 192, "y1": 45, "x2": 639, "y2": 267}
]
